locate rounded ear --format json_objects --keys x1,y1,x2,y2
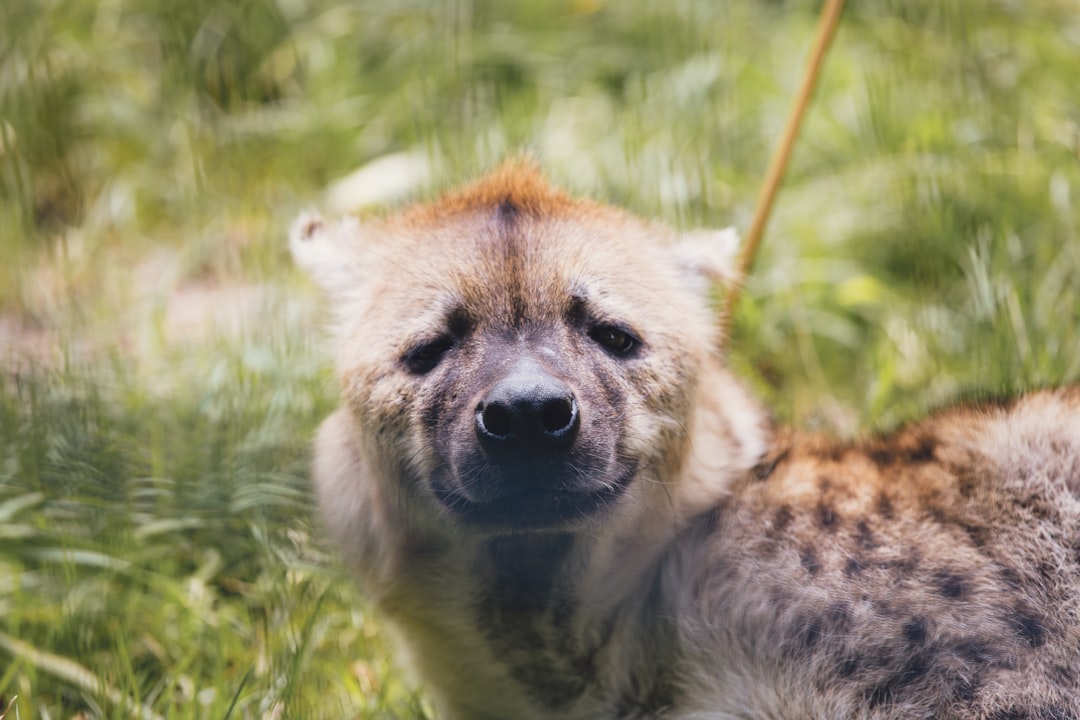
[
  {"x1": 672, "y1": 227, "x2": 742, "y2": 292},
  {"x1": 290, "y1": 212, "x2": 363, "y2": 295}
]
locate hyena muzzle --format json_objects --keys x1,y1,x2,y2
[{"x1": 292, "y1": 161, "x2": 1080, "y2": 720}]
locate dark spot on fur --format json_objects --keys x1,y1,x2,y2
[
  {"x1": 844, "y1": 556, "x2": 865, "y2": 576},
  {"x1": 903, "y1": 617, "x2": 928, "y2": 645},
  {"x1": 1012, "y1": 608, "x2": 1048, "y2": 648},
  {"x1": 817, "y1": 476, "x2": 832, "y2": 493},
  {"x1": 953, "y1": 678, "x2": 978, "y2": 702},
  {"x1": 924, "y1": 504, "x2": 944, "y2": 525},
  {"x1": 905, "y1": 436, "x2": 937, "y2": 463},
  {"x1": 957, "y1": 472, "x2": 980, "y2": 499},
  {"x1": 838, "y1": 654, "x2": 862, "y2": 677},
  {"x1": 1017, "y1": 492, "x2": 1054, "y2": 522},
  {"x1": 1035, "y1": 559, "x2": 1058, "y2": 584},
  {"x1": 952, "y1": 637, "x2": 1013, "y2": 670},
  {"x1": 906, "y1": 647, "x2": 935, "y2": 676},
  {"x1": 871, "y1": 600, "x2": 894, "y2": 619},
  {"x1": 421, "y1": 401, "x2": 442, "y2": 432},
  {"x1": 770, "y1": 505, "x2": 794, "y2": 537},
  {"x1": 790, "y1": 602, "x2": 852, "y2": 654},
  {"x1": 869, "y1": 447, "x2": 896, "y2": 466},
  {"x1": 999, "y1": 566, "x2": 1025, "y2": 591},
  {"x1": 1037, "y1": 706, "x2": 1077, "y2": 720},
  {"x1": 588, "y1": 352, "x2": 627, "y2": 410},
  {"x1": 817, "y1": 502, "x2": 838, "y2": 531},
  {"x1": 799, "y1": 615, "x2": 823, "y2": 650},
  {"x1": 751, "y1": 449, "x2": 789, "y2": 482},
  {"x1": 963, "y1": 521, "x2": 991, "y2": 549},
  {"x1": 824, "y1": 445, "x2": 848, "y2": 462},
  {"x1": 827, "y1": 601, "x2": 852, "y2": 630},
  {"x1": 876, "y1": 492, "x2": 895, "y2": 520},
  {"x1": 800, "y1": 546, "x2": 822, "y2": 576},
  {"x1": 864, "y1": 648, "x2": 935, "y2": 708},
  {"x1": 854, "y1": 519, "x2": 877, "y2": 550},
  {"x1": 933, "y1": 570, "x2": 969, "y2": 599},
  {"x1": 1051, "y1": 664, "x2": 1075, "y2": 685},
  {"x1": 990, "y1": 710, "x2": 1028, "y2": 720}
]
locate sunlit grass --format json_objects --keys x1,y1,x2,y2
[{"x1": 2, "y1": 0, "x2": 1079, "y2": 717}]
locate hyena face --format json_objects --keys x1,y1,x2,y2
[
  {"x1": 416, "y1": 290, "x2": 640, "y2": 530},
  {"x1": 293, "y1": 162, "x2": 738, "y2": 532}
]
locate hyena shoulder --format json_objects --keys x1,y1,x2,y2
[
  {"x1": 293, "y1": 163, "x2": 1080, "y2": 720},
  {"x1": 681, "y1": 387, "x2": 1080, "y2": 718}
]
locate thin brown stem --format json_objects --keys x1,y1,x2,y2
[{"x1": 724, "y1": 0, "x2": 846, "y2": 322}]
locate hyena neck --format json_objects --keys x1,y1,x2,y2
[
  {"x1": 483, "y1": 533, "x2": 578, "y2": 607},
  {"x1": 477, "y1": 531, "x2": 682, "y2": 717}
]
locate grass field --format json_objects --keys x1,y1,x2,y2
[{"x1": 2, "y1": 0, "x2": 1079, "y2": 717}]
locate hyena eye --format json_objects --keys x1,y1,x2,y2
[
  {"x1": 403, "y1": 336, "x2": 455, "y2": 374},
  {"x1": 588, "y1": 324, "x2": 640, "y2": 357}
]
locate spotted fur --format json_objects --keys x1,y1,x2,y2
[{"x1": 293, "y1": 162, "x2": 1080, "y2": 719}]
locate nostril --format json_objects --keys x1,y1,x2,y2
[
  {"x1": 479, "y1": 403, "x2": 514, "y2": 438},
  {"x1": 540, "y1": 397, "x2": 577, "y2": 436}
]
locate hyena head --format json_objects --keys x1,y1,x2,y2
[{"x1": 293, "y1": 161, "x2": 742, "y2": 533}]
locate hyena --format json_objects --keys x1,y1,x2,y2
[{"x1": 291, "y1": 161, "x2": 1080, "y2": 719}]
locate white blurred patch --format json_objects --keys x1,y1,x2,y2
[{"x1": 324, "y1": 151, "x2": 433, "y2": 214}]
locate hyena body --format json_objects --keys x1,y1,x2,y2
[{"x1": 293, "y1": 163, "x2": 1080, "y2": 719}]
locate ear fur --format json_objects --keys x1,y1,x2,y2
[
  {"x1": 673, "y1": 227, "x2": 742, "y2": 291},
  {"x1": 290, "y1": 212, "x2": 362, "y2": 295}
]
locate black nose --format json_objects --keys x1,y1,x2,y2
[{"x1": 475, "y1": 360, "x2": 579, "y2": 452}]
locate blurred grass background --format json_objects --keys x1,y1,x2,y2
[{"x1": 1, "y1": 0, "x2": 1078, "y2": 717}]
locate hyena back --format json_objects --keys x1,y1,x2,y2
[{"x1": 292, "y1": 162, "x2": 1080, "y2": 719}]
